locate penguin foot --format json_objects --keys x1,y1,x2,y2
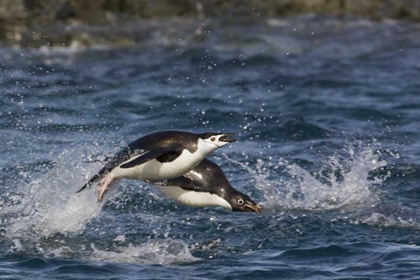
[
  {"x1": 97, "y1": 175, "x2": 114, "y2": 203},
  {"x1": 97, "y1": 175, "x2": 120, "y2": 203}
]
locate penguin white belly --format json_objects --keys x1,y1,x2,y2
[
  {"x1": 156, "y1": 185, "x2": 232, "y2": 210},
  {"x1": 111, "y1": 149, "x2": 205, "y2": 181}
]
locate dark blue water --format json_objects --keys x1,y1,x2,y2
[{"x1": 1, "y1": 17, "x2": 420, "y2": 279}]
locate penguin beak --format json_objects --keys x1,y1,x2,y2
[
  {"x1": 245, "y1": 203, "x2": 263, "y2": 213},
  {"x1": 220, "y1": 133, "x2": 237, "y2": 143}
]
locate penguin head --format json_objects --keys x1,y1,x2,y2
[
  {"x1": 200, "y1": 132, "x2": 237, "y2": 148},
  {"x1": 228, "y1": 191, "x2": 263, "y2": 213}
]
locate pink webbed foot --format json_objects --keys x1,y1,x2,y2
[{"x1": 97, "y1": 175, "x2": 118, "y2": 203}]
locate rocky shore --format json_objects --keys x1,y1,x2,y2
[{"x1": 1, "y1": 0, "x2": 419, "y2": 48}]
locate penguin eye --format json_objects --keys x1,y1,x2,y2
[
  {"x1": 237, "y1": 198, "x2": 244, "y2": 205},
  {"x1": 210, "y1": 137, "x2": 216, "y2": 142}
]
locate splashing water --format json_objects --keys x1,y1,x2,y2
[
  {"x1": 1, "y1": 147, "x2": 103, "y2": 246},
  {"x1": 0, "y1": 146, "x2": 202, "y2": 265},
  {"x1": 226, "y1": 144, "x2": 387, "y2": 211},
  {"x1": 0, "y1": 141, "x2": 403, "y2": 265}
]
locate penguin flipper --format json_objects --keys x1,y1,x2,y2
[
  {"x1": 77, "y1": 145, "x2": 144, "y2": 194},
  {"x1": 119, "y1": 148, "x2": 177, "y2": 169},
  {"x1": 149, "y1": 176, "x2": 217, "y2": 195}
]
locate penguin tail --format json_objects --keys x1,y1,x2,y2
[
  {"x1": 76, "y1": 174, "x2": 101, "y2": 193},
  {"x1": 76, "y1": 184, "x2": 89, "y2": 193}
]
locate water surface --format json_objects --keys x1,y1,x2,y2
[{"x1": 1, "y1": 17, "x2": 420, "y2": 279}]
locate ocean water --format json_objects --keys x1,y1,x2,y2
[{"x1": 1, "y1": 16, "x2": 420, "y2": 279}]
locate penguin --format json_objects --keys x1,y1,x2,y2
[
  {"x1": 147, "y1": 158, "x2": 263, "y2": 213},
  {"x1": 77, "y1": 130, "x2": 236, "y2": 202}
]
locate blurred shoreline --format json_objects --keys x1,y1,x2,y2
[{"x1": 1, "y1": 0, "x2": 420, "y2": 48}]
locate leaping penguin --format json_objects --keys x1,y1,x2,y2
[
  {"x1": 77, "y1": 130, "x2": 236, "y2": 202},
  {"x1": 147, "y1": 158, "x2": 263, "y2": 213}
]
